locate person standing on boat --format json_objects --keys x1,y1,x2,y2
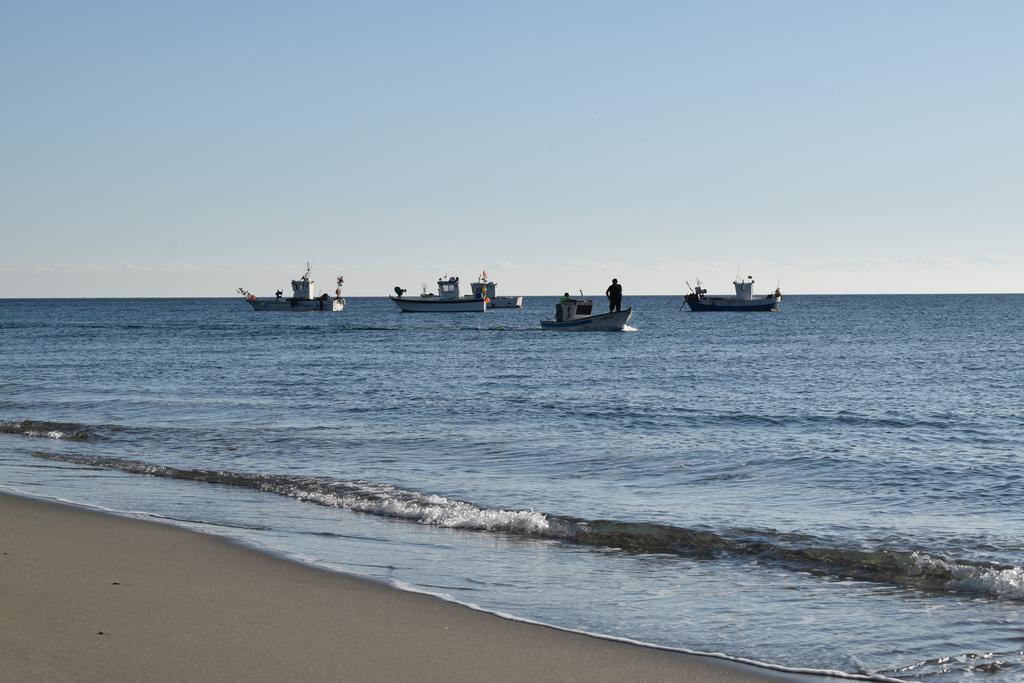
[{"x1": 606, "y1": 278, "x2": 623, "y2": 312}]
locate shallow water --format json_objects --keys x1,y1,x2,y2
[{"x1": 1, "y1": 295, "x2": 1022, "y2": 680}]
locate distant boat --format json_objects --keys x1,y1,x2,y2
[
  {"x1": 390, "y1": 276, "x2": 486, "y2": 313},
  {"x1": 470, "y1": 271, "x2": 523, "y2": 309},
  {"x1": 684, "y1": 276, "x2": 781, "y2": 312},
  {"x1": 239, "y1": 264, "x2": 345, "y2": 312},
  {"x1": 540, "y1": 295, "x2": 633, "y2": 331}
]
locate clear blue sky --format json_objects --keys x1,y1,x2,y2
[{"x1": 2, "y1": 1, "x2": 1021, "y2": 296}]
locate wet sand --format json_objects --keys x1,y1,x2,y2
[{"x1": 0, "y1": 493, "x2": 833, "y2": 682}]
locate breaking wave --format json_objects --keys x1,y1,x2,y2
[
  {"x1": 30, "y1": 450, "x2": 1024, "y2": 601},
  {"x1": 1, "y1": 420, "x2": 94, "y2": 441},
  {"x1": 30, "y1": 451, "x2": 549, "y2": 535}
]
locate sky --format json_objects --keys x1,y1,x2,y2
[{"x1": 2, "y1": 1, "x2": 1022, "y2": 296}]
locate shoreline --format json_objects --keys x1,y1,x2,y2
[{"x1": 0, "y1": 491, "x2": 857, "y2": 682}]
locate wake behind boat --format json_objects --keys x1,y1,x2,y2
[
  {"x1": 239, "y1": 264, "x2": 345, "y2": 312},
  {"x1": 684, "y1": 276, "x2": 781, "y2": 312},
  {"x1": 391, "y1": 276, "x2": 486, "y2": 313},
  {"x1": 540, "y1": 295, "x2": 633, "y2": 331}
]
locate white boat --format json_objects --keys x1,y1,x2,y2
[
  {"x1": 390, "y1": 276, "x2": 486, "y2": 313},
  {"x1": 684, "y1": 276, "x2": 781, "y2": 312},
  {"x1": 540, "y1": 296, "x2": 633, "y2": 331},
  {"x1": 239, "y1": 264, "x2": 345, "y2": 312},
  {"x1": 469, "y1": 272, "x2": 523, "y2": 309}
]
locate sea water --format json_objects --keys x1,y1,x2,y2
[{"x1": 1, "y1": 295, "x2": 1022, "y2": 680}]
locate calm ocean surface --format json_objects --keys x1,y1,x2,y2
[{"x1": 2, "y1": 294, "x2": 1022, "y2": 680}]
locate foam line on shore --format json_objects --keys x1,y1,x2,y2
[
  {"x1": 29, "y1": 450, "x2": 1024, "y2": 601},
  {"x1": 0, "y1": 487, "x2": 894, "y2": 681},
  {"x1": 386, "y1": 579, "x2": 902, "y2": 682}
]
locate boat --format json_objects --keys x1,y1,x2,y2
[
  {"x1": 239, "y1": 264, "x2": 345, "y2": 312},
  {"x1": 390, "y1": 276, "x2": 486, "y2": 313},
  {"x1": 540, "y1": 295, "x2": 633, "y2": 331},
  {"x1": 683, "y1": 276, "x2": 781, "y2": 312},
  {"x1": 470, "y1": 271, "x2": 523, "y2": 309}
]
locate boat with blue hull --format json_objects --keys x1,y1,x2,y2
[{"x1": 684, "y1": 276, "x2": 781, "y2": 312}]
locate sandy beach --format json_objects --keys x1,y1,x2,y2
[{"x1": 0, "y1": 492, "x2": 834, "y2": 682}]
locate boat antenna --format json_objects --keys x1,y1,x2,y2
[
  {"x1": 579, "y1": 289, "x2": 585, "y2": 299},
  {"x1": 681, "y1": 280, "x2": 694, "y2": 311}
]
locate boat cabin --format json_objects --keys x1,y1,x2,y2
[
  {"x1": 436, "y1": 276, "x2": 461, "y2": 299},
  {"x1": 470, "y1": 279, "x2": 496, "y2": 300},
  {"x1": 290, "y1": 264, "x2": 316, "y2": 300},
  {"x1": 554, "y1": 298, "x2": 593, "y2": 322},
  {"x1": 733, "y1": 276, "x2": 755, "y2": 301},
  {"x1": 291, "y1": 276, "x2": 314, "y2": 300}
]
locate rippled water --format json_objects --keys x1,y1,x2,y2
[{"x1": 1, "y1": 295, "x2": 1022, "y2": 680}]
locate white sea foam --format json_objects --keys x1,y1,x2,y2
[
  {"x1": 0, "y1": 420, "x2": 93, "y2": 441},
  {"x1": 27, "y1": 451, "x2": 1024, "y2": 605},
  {"x1": 950, "y1": 564, "x2": 1024, "y2": 600},
  {"x1": 908, "y1": 551, "x2": 950, "y2": 575},
  {"x1": 911, "y1": 552, "x2": 1024, "y2": 599},
  {"x1": 289, "y1": 486, "x2": 551, "y2": 534},
  {"x1": 27, "y1": 452, "x2": 554, "y2": 536}
]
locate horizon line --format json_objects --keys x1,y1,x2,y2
[{"x1": 2, "y1": 292, "x2": 1022, "y2": 300}]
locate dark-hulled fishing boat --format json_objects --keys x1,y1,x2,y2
[{"x1": 684, "y1": 276, "x2": 781, "y2": 312}]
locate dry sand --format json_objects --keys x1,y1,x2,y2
[{"x1": 0, "y1": 493, "x2": 835, "y2": 682}]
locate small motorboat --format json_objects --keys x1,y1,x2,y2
[
  {"x1": 239, "y1": 264, "x2": 345, "y2": 312},
  {"x1": 684, "y1": 276, "x2": 781, "y2": 312},
  {"x1": 390, "y1": 276, "x2": 486, "y2": 313},
  {"x1": 540, "y1": 295, "x2": 633, "y2": 331},
  {"x1": 470, "y1": 271, "x2": 523, "y2": 309}
]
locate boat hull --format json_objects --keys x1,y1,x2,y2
[
  {"x1": 540, "y1": 308, "x2": 633, "y2": 331},
  {"x1": 486, "y1": 296, "x2": 523, "y2": 309},
  {"x1": 390, "y1": 297, "x2": 486, "y2": 313},
  {"x1": 684, "y1": 294, "x2": 780, "y2": 312},
  {"x1": 247, "y1": 298, "x2": 344, "y2": 312}
]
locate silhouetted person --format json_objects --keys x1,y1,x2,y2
[
  {"x1": 606, "y1": 278, "x2": 622, "y2": 312},
  {"x1": 275, "y1": 289, "x2": 283, "y2": 300}
]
